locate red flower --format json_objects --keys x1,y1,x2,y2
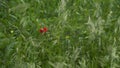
[
  {"x1": 39, "y1": 27, "x2": 48, "y2": 33},
  {"x1": 43, "y1": 27, "x2": 48, "y2": 32},
  {"x1": 40, "y1": 28, "x2": 44, "y2": 33}
]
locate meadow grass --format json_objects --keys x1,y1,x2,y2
[{"x1": 0, "y1": 0, "x2": 120, "y2": 68}]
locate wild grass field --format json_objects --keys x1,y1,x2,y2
[{"x1": 0, "y1": 0, "x2": 120, "y2": 68}]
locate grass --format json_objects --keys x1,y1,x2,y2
[{"x1": 0, "y1": 0, "x2": 120, "y2": 68}]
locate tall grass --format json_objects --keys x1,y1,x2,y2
[{"x1": 0, "y1": 0, "x2": 120, "y2": 68}]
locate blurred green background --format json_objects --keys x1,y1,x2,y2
[{"x1": 0, "y1": 0, "x2": 120, "y2": 68}]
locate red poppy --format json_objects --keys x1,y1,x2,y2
[
  {"x1": 39, "y1": 27, "x2": 48, "y2": 33},
  {"x1": 40, "y1": 28, "x2": 44, "y2": 33},
  {"x1": 43, "y1": 27, "x2": 48, "y2": 32}
]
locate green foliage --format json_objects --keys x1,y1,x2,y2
[{"x1": 0, "y1": 0, "x2": 120, "y2": 68}]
